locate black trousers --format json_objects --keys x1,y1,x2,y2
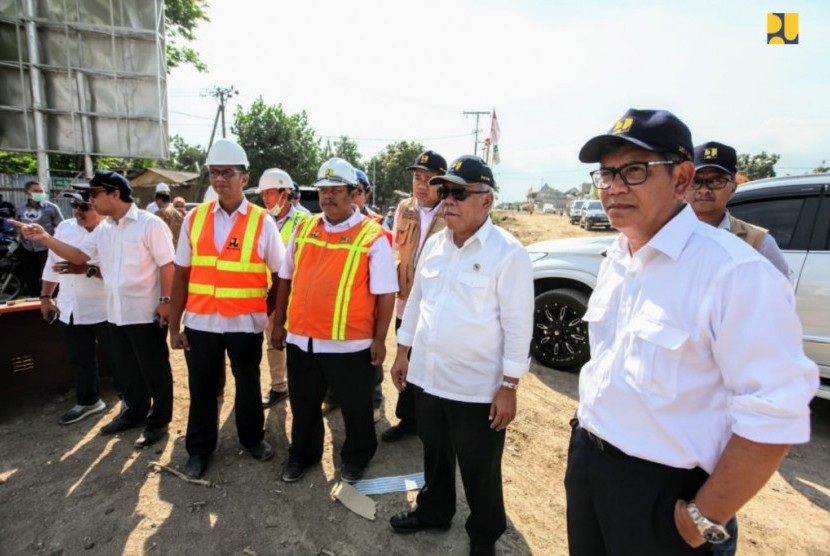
[
  {"x1": 565, "y1": 423, "x2": 713, "y2": 555},
  {"x1": 108, "y1": 322, "x2": 173, "y2": 430},
  {"x1": 287, "y1": 342, "x2": 377, "y2": 468},
  {"x1": 60, "y1": 319, "x2": 114, "y2": 406},
  {"x1": 413, "y1": 387, "x2": 507, "y2": 547},
  {"x1": 392, "y1": 317, "x2": 416, "y2": 429},
  {"x1": 185, "y1": 328, "x2": 264, "y2": 457},
  {"x1": 18, "y1": 247, "x2": 47, "y2": 296}
]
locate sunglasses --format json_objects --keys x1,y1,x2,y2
[
  {"x1": 438, "y1": 185, "x2": 490, "y2": 201},
  {"x1": 70, "y1": 201, "x2": 92, "y2": 211}
]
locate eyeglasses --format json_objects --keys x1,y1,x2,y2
[
  {"x1": 438, "y1": 185, "x2": 490, "y2": 201},
  {"x1": 209, "y1": 169, "x2": 244, "y2": 180},
  {"x1": 70, "y1": 201, "x2": 91, "y2": 211},
  {"x1": 690, "y1": 176, "x2": 733, "y2": 190},
  {"x1": 590, "y1": 160, "x2": 679, "y2": 189},
  {"x1": 88, "y1": 188, "x2": 110, "y2": 198}
]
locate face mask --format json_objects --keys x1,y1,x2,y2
[
  {"x1": 31, "y1": 192, "x2": 47, "y2": 203},
  {"x1": 268, "y1": 204, "x2": 284, "y2": 216}
]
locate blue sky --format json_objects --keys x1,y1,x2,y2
[{"x1": 168, "y1": 0, "x2": 830, "y2": 202}]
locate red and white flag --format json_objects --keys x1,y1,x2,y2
[{"x1": 490, "y1": 109, "x2": 501, "y2": 165}]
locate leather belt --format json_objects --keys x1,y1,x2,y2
[{"x1": 581, "y1": 426, "x2": 629, "y2": 458}]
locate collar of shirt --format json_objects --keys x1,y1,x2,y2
[
  {"x1": 609, "y1": 204, "x2": 697, "y2": 263},
  {"x1": 212, "y1": 197, "x2": 250, "y2": 217},
  {"x1": 417, "y1": 200, "x2": 442, "y2": 216},
  {"x1": 321, "y1": 208, "x2": 364, "y2": 233},
  {"x1": 717, "y1": 211, "x2": 731, "y2": 230},
  {"x1": 275, "y1": 205, "x2": 294, "y2": 228},
  {"x1": 108, "y1": 202, "x2": 140, "y2": 226},
  {"x1": 439, "y1": 216, "x2": 494, "y2": 249}
]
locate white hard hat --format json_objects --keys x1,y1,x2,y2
[
  {"x1": 206, "y1": 139, "x2": 249, "y2": 169},
  {"x1": 155, "y1": 182, "x2": 171, "y2": 194},
  {"x1": 258, "y1": 168, "x2": 294, "y2": 192},
  {"x1": 315, "y1": 157, "x2": 357, "y2": 187}
]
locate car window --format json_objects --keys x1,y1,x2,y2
[
  {"x1": 587, "y1": 201, "x2": 602, "y2": 210},
  {"x1": 728, "y1": 197, "x2": 804, "y2": 249}
]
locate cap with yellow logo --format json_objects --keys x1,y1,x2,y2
[
  {"x1": 693, "y1": 141, "x2": 737, "y2": 178},
  {"x1": 428, "y1": 155, "x2": 497, "y2": 191},
  {"x1": 579, "y1": 108, "x2": 693, "y2": 163},
  {"x1": 406, "y1": 150, "x2": 448, "y2": 175}
]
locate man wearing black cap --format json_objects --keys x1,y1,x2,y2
[
  {"x1": 40, "y1": 189, "x2": 115, "y2": 425},
  {"x1": 565, "y1": 109, "x2": 818, "y2": 554},
  {"x1": 14, "y1": 170, "x2": 176, "y2": 450},
  {"x1": 381, "y1": 150, "x2": 449, "y2": 442},
  {"x1": 290, "y1": 182, "x2": 312, "y2": 216},
  {"x1": 685, "y1": 141, "x2": 788, "y2": 277},
  {"x1": 388, "y1": 155, "x2": 533, "y2": 556}
]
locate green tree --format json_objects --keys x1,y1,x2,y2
[
  {"x1": 232, "y1": 97, "x2": 321, "y2": 184},
  {"x1": 165, "y1": 0, "x2": 210, "y2": 72},
  {"x1": 331, "y1": 136, "x2": 362, "y2": 168},
  {"x1": 364, "y1": 141, "x2": 425, "y2": 209},
  {"x1": 160, "y1": 134, "x2": 205, "y2": 172},
  {"x1": 0, "y1": 151, "x2": 38, "y2": 174},
  {"x1": 737, "y1": 151, "x2": 780, "y2": 181},
  {"x1": 813, "y1": 161, "x2": 830, "y2": 173}
]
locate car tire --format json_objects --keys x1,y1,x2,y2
[{"x1": 530, "y1": 288, "x2": 591, "y2": 372}]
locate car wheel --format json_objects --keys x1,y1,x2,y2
[{"x1": 530, "y1": 288, "x2": 591, "y2": 371}]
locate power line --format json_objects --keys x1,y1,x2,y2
[{"x1": 203, "y1": 85, "x2": 238, "y2": 148}]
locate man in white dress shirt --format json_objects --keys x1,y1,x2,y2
[
  {"x1": 40, "y1": 190, "x2": 114, "y2": 425},
  {"x1": 565, "y1": 109, "x2": 818, "y2": 554},
  {"x1": 14, "y1": 170, "x2": 175, "y2": 451},
  {"x1": 388, "y1": 155, "x2": 534, "y2": 556}
]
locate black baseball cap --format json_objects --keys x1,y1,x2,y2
[
  {"x1": 80, "y1": 170, "x2": 133, "y2": 202},
  {"x1": 62, "y1": 190, "x2": 91, "y2": 203},
  {"x1": 407, "y1": 150, "x2": 448, "y2": 174},
  {"x1": 291, "y1": 181, "x2": 301, "y2": 198},
  {"x1": 694, "y1": 141, "x2": 737, "y2": 177},
  {"x1": 428, "y1": 155, "x2": 497, "y2": 191},
  {"x1": 579, "y1": 108, "x2": 693, "y2": 163}
]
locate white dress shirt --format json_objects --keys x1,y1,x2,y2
[
  {"x1": 392, "y1": 200, "x2": 443, "y2": 318},
  {"x1": 397, "y1": 219, "x2": 534, "y2": 404},
  {"x1": 279, "y1": 209, "x2": 398, "y2": 353},
  {"x1": 80, "y1": 204, "x2": 174, "y2": 326},
  {"x1": 174, "y1": 198, "x2": 285, "y2": 334},
  {"x1": 42, "y1": 218, "x2": 107, "y2": 325},
  {"x1": 718, "y1": 211, "x2": 789, "y2": 278},
  {"x1": 145, "y1": 201, "x2": 160, "y2": 214},
  {"x1": 577, "y1": 205, "x2": 818, "y2": 473}
]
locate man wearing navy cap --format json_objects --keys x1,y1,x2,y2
[
  {"x1": 40, "y1": 189, "x2": 115, "y2": 425},
  {"x1": 290, "y1": 182, "x2": 312, "y2": 216},
  {"x1": 685, "y1": 141, "x2": 788, "y2": 276},
  {"x1": 382, "y1": 149, "x2": 449, "y2": 442},
  {"x1": 565, "y1": 109, "x2": 818, "y2": 554},
  {"x1": 14, "y1": 170, "x2": 176, "y2": 450},
  {"x1": 388, "y1": 155, "x2": 533, "y2": 556}
]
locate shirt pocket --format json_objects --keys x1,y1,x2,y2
[
  {"x1": 624, "y1": 316, "x2": 689, "y2": 399},
  {"x1": 122, "y1": 239, "x2": 148, "y2": 271},
  {"x1": 456, "y1": 271, "x2": 491, "y2": 313},
  {"x1": 419, "y1": 266, "x2": 442, "y2": 298}
]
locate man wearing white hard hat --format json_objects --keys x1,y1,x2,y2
[
  {"x1": 168, "y1": 139, "x2": 286, "y2": 480},
  {"x1": 257, "y1": 168, "x2": 308, "y2": 407},
  {"x1": 145, "y1": 182, "x2": 172, "y2": 214},
  {"x1": 270, "y1": 157, "x2": 397, "y2": 484}
]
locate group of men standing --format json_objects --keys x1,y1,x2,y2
[{"x1": 12, "y1": 107, "x2": 822, "y2": 555}]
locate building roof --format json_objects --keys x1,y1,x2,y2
[{"x1": 130, "y1": 168, "x2": 199, "y2": 187}]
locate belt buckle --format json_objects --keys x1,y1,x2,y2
[{"x1": 587, "y1": 430, "x2": 605, "y2": 451}]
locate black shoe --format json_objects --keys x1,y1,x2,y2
[
  {"x1": 470, "y1": 544, "x2": 496, "y2": 556},
  {"x1": 185, "y1": 455, "x2": 209, "y2": 480},
  {"x1": 262, "y1": 389, "x2": 288, "y2": 407},
  {"x1": 381, "y1": 423, "x2": 416, "y2": 442},
  {"x1": 247, "y1": 440, "x2": 274, "y2": 462},
  {"x1": 340, "y1": 464, "x2": 366, "y2": 484},
  {"x1": 100, "y1": 417, "x2": 143, "y2": 436},
  {"x1": 134, "y1": 425, "x2": 168, "y2": 449},
  {"x1": 390, "y1": 511, "x2": 451, "y2": 534},
  {"x1": 281, "y1": 460, "x2": 308, "y2": 483}
]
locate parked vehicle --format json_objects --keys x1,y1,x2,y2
[
  {"x1": 542, "y1": 203, "x2": 556, "y2": 214},
  {"x1": 568, "y1": 199, "x2": 586, "y2": 224},
  {"x1": 579, "y1": 199, "x2": 611, "y2": 230},
  {"x1": 528, "y1": 173, "x2": 829, "y2": 402}
]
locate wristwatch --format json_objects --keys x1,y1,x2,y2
[
  {"x1": 159, "y1": 296, "x2": 171, "y2": 304},
  {"x1": 686, "y1": 501, "x2": 730, "y2": 544},
  {"x1": 85, "y1": 265, "x2": 99, "y2": 278}
]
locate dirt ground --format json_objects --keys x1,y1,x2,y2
[{"x1": 1, "y1": 211, "x2": 829, "y2": 555}]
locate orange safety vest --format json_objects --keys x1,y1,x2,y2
[
  {"x1": 186, "y1": 201, "x2": 269, "y2": 316},
  {"x1": 287, "y1": 215, "x2": 388, "y2": 340}
]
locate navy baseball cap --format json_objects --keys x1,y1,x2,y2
[
  {"x1": 428, "y1": 155, "x2": 497, "y2": 191},
  {"x1": 355, "y1": 169, "x2": 371, "y2": 190},
  {"x1": 407, "y1": 150, "x2": 448, "y2": 174},
  {"x1": 694, "y1": 141, "x2": 737, "y2": 177},
  {"x1": 81, "y1": 170, "x2": 133, "y2": 202},
  {"x1": 579, "y1": 109, "x2": 693, "y2": 163},
  {"x1": 62, "y1": 190, "x2": 91, "y2": 203},
  {"x1": 291, "y1": 181, "x2": 301, "y2": 198}
]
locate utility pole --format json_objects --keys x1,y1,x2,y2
[
  {"x1": 205, "y1": 85, "x2": 238, "y2": 149},
  {"x1": 463, "y1": 110, "x2": 490, "y2": 156}
]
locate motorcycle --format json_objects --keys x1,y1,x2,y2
[{"x1": 0, "y1": 232, "x2": 23, "y2": 302}]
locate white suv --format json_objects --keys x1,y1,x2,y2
[{"x1": 528, "y1": 174, "x2": 829, "y2": 400}]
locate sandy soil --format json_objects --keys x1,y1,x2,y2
[{"x1": 1, "y1": 211, "x2": 828, "y2": 555}]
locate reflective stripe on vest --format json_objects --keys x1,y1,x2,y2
[
  {"x1": 279, "y1": 210, "x2": 307, "y2": 245},
  {"x1": 186, "y1": 201, "x2": 269, "y2": 316},
  {"x1": 287, "y1": 215, "x2": 383, "y2": 340}
]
